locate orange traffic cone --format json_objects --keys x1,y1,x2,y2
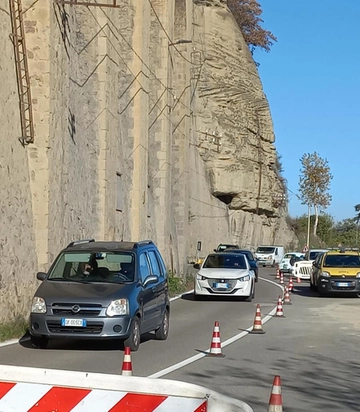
[
  {"x1": 208, "y1": 321, "x2": 224, "y2": 356},
  {"x1": 288, "y1": 277, "x2": 294, "y2": 292},
  {"x1": 279, "y1": 272, "x2": 284, "y2": 284},
  {"x1": 121, "y1": 347, "x2": 133, "y2": 376},
  {"x1": 296, "y1": 275, "x2": 302, "y2": 283},
  {"x1": 268, "y1": 375, "x2": 283, "y2": 411},
  {"x1": 276, "y1": 296, "x2": 285, "y2": 317},
  {"x1": 250, "y1": 304, "x2": 266, "y2": 334},
  {"x1": 283, "y1": 286, "x2": 292, "y2": 305},
  {"x1": 276, "y1": 268, "x2": 280, "y2": 279}
]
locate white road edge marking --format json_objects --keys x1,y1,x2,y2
[
  {"x1": 0, "y1": 339, "x2": 20, "y2": 348},
  {"x1": 148, "y1": 277, "x2": 283, "y2": 379}
]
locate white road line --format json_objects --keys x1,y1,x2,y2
[
  {"x1": 0, "y1": 339, "x2": 20, "y2": 348},
  {"x1": 148, "y1": 276, "x2": 282, "y2": 379}
]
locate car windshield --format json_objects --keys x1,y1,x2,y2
[
  {"x1": 323, "y1": 254, "x2": 360, "y2": 268},
  {"x1": 309, "y1": 251, "x2": 323, "y2": 260},
  {"x1": 203, "y1": 254, "x2": 247, "y2": 269},
  {"x1": 48, "y1": 252, "x2": 135, "y2": 283},
  {"x1": 227, "y1": 250, "x2": 254, "y2": 261},
  {"x1": 283, "y1": 254, "x2": 295, "y2": 259},
  {"x1": 256, "y1": 247, "x2": 275, "y2": 253}
]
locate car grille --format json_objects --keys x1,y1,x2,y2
[
  {"x1": 51, "y1": 303, "x2": 102, "y2": 316},
  {"x1": 207, "y1": 279, "x2": 237, "y2": 293},
  {"x1": 46, "y1": 321, "x2": 103, "y2": 334}
]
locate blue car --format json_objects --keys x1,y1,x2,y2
[{"x1": 29, "y1": 239, "x2": 170, "y2": 351}]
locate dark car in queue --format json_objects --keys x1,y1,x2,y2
[
  {"x1": 29, "y1": 239, "x2": 170, "y2": 351},
  {"x1": 224, "y1": 249, "x2": 259, "y2": 282}
]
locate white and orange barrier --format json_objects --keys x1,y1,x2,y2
[{"x1": 0, "y1": 364, "x2": 254, "y2": 412}]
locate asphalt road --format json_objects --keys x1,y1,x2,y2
[
  {"x1": 1, "y1": 267, "x2": 360, "y2": 411},
  {"x1": 0, "y1": 268, "x2": 281, "y2": 377}
]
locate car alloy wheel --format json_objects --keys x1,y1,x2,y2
[
  {"x1": 155, "y1": 309, "x2": 169, "y2": 340},
  {"x1": 124, "y1": 317, "x2": 140, "y2": 351}
]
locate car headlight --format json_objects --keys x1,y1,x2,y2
[
  {"x1": 106, "y1": 299, "x2": 129, "y2": 317},
  {"x1": 356, "y1": 273, "x2": 360, "y2": 278},
  {"x1": 238, "y1": 275, "x2": 250, "y2": 282},
  {"x1": 196, "y1": 273, "x2": 207, "y2": 281},
  {"x1": 267, "y1": 255, "x2": 273, "y2": 260},
  {"x1": 31, "y1": 297, "x2": 46, "y2": 314},
  {"x1": 321, "y1": 271, "x2": 330, "y2": 278}
]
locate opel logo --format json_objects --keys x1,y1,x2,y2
[
  {"x1": 342, "y1": 275, "x2": 345, "y2": 278},
  {"x1": 72, "y1": 305, "x2": 81, "y2": 313}
]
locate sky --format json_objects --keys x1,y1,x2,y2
[{"x1": 254, "y1": 0, "x2": 360, "y2": 222}]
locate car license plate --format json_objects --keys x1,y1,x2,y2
[
  {"x1": 61, "y1": 318, "x2": 87, "y2": 327},
  {"x1": 283, "y1": 265, "x2": 287, "y2": 268},
  {"x1": 214, "y1": 283, "x2": 229, "y2": 289},
  {"x1": 336, "y1": 282, "x2": 349, "y2": 287}
]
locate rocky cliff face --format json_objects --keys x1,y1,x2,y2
[
  {"x1": 187, "y1": 0, "x2": 294, "y2": 256},
  {"x1": 0, "y1": 0, "x2": 296, "y2": 323}
]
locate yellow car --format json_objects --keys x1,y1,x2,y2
[{"x1": 311, "y1": 249, "x2": 360, "y2": 296}]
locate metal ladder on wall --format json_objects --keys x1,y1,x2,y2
[{"x1": 9, "y1": 0, "x2": 34, "y2": 145}]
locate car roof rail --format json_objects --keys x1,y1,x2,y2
[
  {"x1": 134, "y1": 240, "x2": 154, "y2": 248},
  {"x1": 66, "y1": 239, "x2": 95, "y2": 248}
]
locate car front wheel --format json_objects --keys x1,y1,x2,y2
[
  {"x1": 155, "y1": 309, "x2": 169, "y2": 340},
  {"x1": 124, "y1": 317, "x2": 141, "y2": 352},
  {"x1": 245, "y1": 282, "x2": 255, "y2": 302}
]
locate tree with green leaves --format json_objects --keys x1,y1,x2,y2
[
  {"x1": 228, "y1": 0, "x2": 277, "y2": 53},
  {"x1": 298, "y1": 152, "x2": 332, "y2": 236}
]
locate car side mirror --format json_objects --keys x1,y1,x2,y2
[
  {"x1": 143, "y1": 275, "x2": 158, "y2": 287},
  {"x1": 37, "y1": 272, "x2": 47, "y2": 281},
  {"x1": 193, "y1": 263, "x2": 200, "y2": 269},
  {"x1": 213, "y1": 249, "x2": 217, "y2": 253}
]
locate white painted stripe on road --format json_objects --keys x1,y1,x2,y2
[
  {"x1": 0, "y1": 382, "x2": 52, "y2": 410},
  {"x1": 148, "y1": 276, "x2": 282, "y2": 378},
  {"x1": 0, "y1": 339, "x2": 20, "y2": 348},
  {"x1": 170, "y1": 289, "x2": 194, "y2": 302},
  {"x1": 70, "y1": 389, "x2": 127, "y2": 411}
]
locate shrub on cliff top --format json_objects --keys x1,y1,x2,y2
[{"x1": 228, "y1": 0, "x2": 277, "y2": 53}]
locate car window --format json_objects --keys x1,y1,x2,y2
[
  {"x1": 139, "y1": 253, "x2": 151, "y2": 282},
  {"x1": 324, "y1": 254, "x2": 360, "y2": 267},
  {"x1": 203, "y1": 254, "x2": 247, "y2": 269},
  {"x1": 309, "y1": 251, "x2": 323, "y2": 260},
  {"x1": 156, "y1": 252, "x2": 168, "y2": 278},
  {"x1": 148, "y1": 251, "x2": 161, "y2": 276},
  {"x1": 47, "y1": 252, "x2": 135, "y2": 283},
  {"x1": 239, "y1": 251, "x2": 253, "y2": 261},
  {"x1": 256, "y1": 247, "x2": 275, "y2": 253},
  {"x1": 283, "y1": 254, "x2": 295, "y2": 259}
]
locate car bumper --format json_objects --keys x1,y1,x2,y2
[
  {"x1": 29, "y1": 314, "x2": 133, "y2": 339},
  {"x1": 257, "y1": 260, "x2": 273, "y2": 266},
  {"x1": 279, "y1": 267, "x2": 292, "y2": 273},
  {"x1": 194, "y1": 278, "x2": 252, "y2": 296},
  {"x1": 317, "y1": 278, "x2": 360, "y2": 294}
]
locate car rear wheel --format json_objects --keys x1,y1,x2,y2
[
  {"x1": 155, "y1": 309, "x2": 169, "y2": 340},
  {"x1": 30, "y1": 335, "x2": 49, "y2": 349},
  {"x1": 124, "y1": 317, "x2": 141, "y2": 352}
]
